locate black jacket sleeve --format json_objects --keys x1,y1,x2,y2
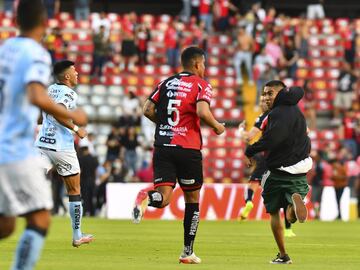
[{"x1": 245, "y1": 108, "x2": 290, "y2": 157}]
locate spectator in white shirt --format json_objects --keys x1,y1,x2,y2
[{"x1": 91, "y1": 11, "x2": 111, "y2": 39}]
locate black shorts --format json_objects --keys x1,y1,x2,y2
[
  {"x1": 153, "y1": 146, "x2": 203, "y2": 191},
  {"x1": 249, "y1": 153, "x2": 267, "y2": 181},
  {"x1": 121, "y1": 40, "x2": 137, "y2": 57}
]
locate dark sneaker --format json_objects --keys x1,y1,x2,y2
[
  {"x1": 270, "y1": 253, "x2": 293, "y2": 264},
  {"x1": 292, "y1": 193, "x2": 307, "y2": 223}
]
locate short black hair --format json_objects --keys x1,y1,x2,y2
[
  {"x1": 16, "y1": 0, "x2": 47, "y2": 32},
  {"x1": 53, "y1": 60, "x2": 75, "y2": 77},
  {"x1": 181, "y1": 46, "x2": 205, "y2": 69},
  {"x1": 264, "y1": 80, "x2": 286, "y2": 89}
]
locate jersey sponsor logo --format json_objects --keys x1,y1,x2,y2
[
  {"x1": 159, "y1": 130, "x2": 174, "y2": 136},
  {"x1": 64, "y1": 93, "x2": 74, "y2": 101},
  {"x1": 180, "y1": 178, "x2": 196, "y2": 185},
  {"x1": 159, "y1": 124, "x2": 188, "y2": 133},
  {"x1": 163, "y1": 144, "x2": 177, "y2": 147},
  {"x1": 45, "y1": 132, "x2": 55, "y2": 137},
  {"x1": 165, "y1": 78, "x2": 193, "y2": 92},
  {"x1": 166, "y1": 91, "x2": 187, "y2": 98},
  {"x1": 39, "y1": 136, "x2": 56, "y2": 144}
]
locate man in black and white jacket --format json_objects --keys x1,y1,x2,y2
[{"x1": 245, "y1": 80, "x2": 312, "y2": 264}]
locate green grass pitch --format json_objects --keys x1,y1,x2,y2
[{"x1": 0, "y1": 217, "x2": 359, "y2": 270}]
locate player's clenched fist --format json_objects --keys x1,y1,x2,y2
[{"x1": 213, "y1": 122, "x2": 225, "y2": 135}]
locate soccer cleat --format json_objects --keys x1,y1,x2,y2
[
  {"x1": 132, "y1": 189, "x2": 149, "y2": 224},
  {"x1": 284, "y1": 228, "x2": 296, "y2": 237},
  {"x1": 179, "y1": 252, "x2": 201, "y2": 264},
  {"x1": 270, "y1": 253, "x2": 292, "y2": 264},
  {"x1": 72, "y1": 234, "x2": 94, "y2": 248},
  {"x1": 239, "y1": 201, "x2": 254, "y2": 220},
  {"x1": 291, "y1": 193, "x2": 307, "y2": 223}
]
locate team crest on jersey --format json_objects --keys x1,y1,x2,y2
[{"x1": 56, "y1": 161, "x2": 72, "y2": 174}]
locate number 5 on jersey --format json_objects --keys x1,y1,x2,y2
[{"x1": 167, "y1": 99, "x2": 181, "y2": 126}]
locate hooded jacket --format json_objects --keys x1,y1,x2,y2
[{"x1": 245, "y1": 86, "x2": 311, "y2": 171}]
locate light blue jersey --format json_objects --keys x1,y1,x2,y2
[
  {"x1": 0, "y1": 37, "x2": 51, "y2": 164},
  {"x1": 35, "y1": 83, "x2": 78, "y2": 151}
]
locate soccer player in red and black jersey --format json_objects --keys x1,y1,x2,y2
[{"x1": 131, "y1": 46, "x2": 225, "y2": 264}]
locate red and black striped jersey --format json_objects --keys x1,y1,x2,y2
[
  {"x1": 148, "y1": 71, "x2": 212, "y2": 150},
  {"x1": 254, "y1": 111, "x2": 269, "y2": 131}
]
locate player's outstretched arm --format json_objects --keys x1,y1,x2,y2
[
  {"x1": 52, "y1": 110, "x2": 88, "y2": 138},
  {"x1": 196, "y1": 101, "x2": 225, "y2": 135},
  {"x1": 143, "y1": 99, "x2": 157, "y2": 123},
  {"x1": 27, "y1": 82, "x2": 87, "y2": 126}
]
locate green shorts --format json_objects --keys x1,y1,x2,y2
[{"x1": 261, "y1": 170, "x2": 309, "y2": 214}]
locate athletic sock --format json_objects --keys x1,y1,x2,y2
[
  {"x1": 12, "y1": 226, "x2": 47, "y2": 270},
  {"x1": 245, "y1": 188, "x2": 254, "y2": 203},
  {"x1": 183, "y1": 203, "x2": 200, "y2": 256},
  {"x1": 69, "y1": 195, "x2": 82, "y2": 240},
  {"x1": 147, "y1": 190, "x2": 163, "y2": 208}
]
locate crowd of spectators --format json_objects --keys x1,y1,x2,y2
[{"x1": 1, "y1": 0, "x2": 359, "y2": 218}]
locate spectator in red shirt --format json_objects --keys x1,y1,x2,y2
[
  {"x1": 165, "y1": 21, "x2": 182, "y2": 72},
  {"x1": 136, "y1": 23, "x2": 151, "y2": 66},
  {"x1": 214, "y1": 0, "x2": 238, "y2": 32},
  {"x1": 199, "y1": 0, "x2": 213, "y2": 32},
  {"x1": 342, "y1": 21, "x2": 357, "y2": 66},
  {"x1": 134, "y1": 161, "x2": 154, "y2": 183},
  {"x1": 339, "y1": 110, "x2": 358, "y2": 159}
]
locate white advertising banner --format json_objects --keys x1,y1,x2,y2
[{"x1": 106, "y1": 183, "x2": 350, "y2": 221}]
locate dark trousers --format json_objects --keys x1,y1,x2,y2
[
  {"x1": 51, "y1": 172, "x2": 66, "y2": 215},
  {"x1": 335, "y1": 187, "x2": 345, "y2": 219},
  {"x1": 91, "y1": 54, "x2": 107, "y2": 78},
  {"x1": 96, "y1": 181, "x2": 108, "y2": 212},
  {"x1": 81, "y1": 182, "x2": 96, "y2": 216}
]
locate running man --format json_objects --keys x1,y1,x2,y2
[
  {"x1": 239, "y1": 94, "x2": 296, "y2": 237},
  {"x1": 244, "y1": 80, "x2": 312, "y2": 264},
  {"x1": 35, "y1": 60, "x2": 93, "y2": 248},
  {"x1": 131, "y1": 46, "x2": 225, "y2": 264},
  {"x1": 0, "y1": 1, "x2": 87, "y2": 269}
]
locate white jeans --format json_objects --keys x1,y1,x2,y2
[
  {"x1": 307, "y1": 4, "x2": 325, "y2": 19},
  {"x1": 233, "y1": 51, "x2": 253, "y2": 84}
]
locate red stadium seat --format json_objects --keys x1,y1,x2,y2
[
  {"x1": 319, "y1": 130, "x2": 339, "y2": 141},
  {"x1": 326, "y1": 69, "x2": 340, "y2": 79}
]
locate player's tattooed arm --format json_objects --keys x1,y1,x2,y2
[{"x1": 143, "y1": 99, "x2": 157, "y2": 123}]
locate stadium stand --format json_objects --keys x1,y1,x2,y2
[{"x1": 0, "y1": 3, "x2": 358, "y2": 188}]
